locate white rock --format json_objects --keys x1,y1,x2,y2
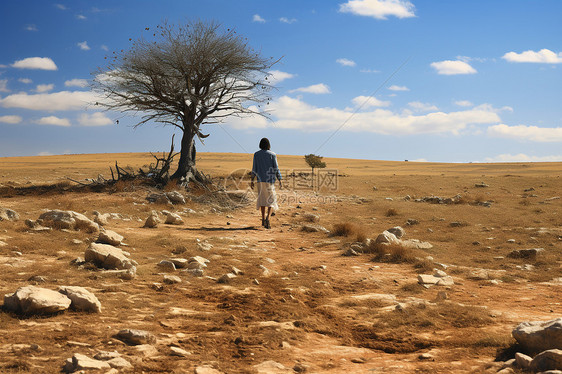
[
  {"x1": 195, "y1": 366, "x2": 224, "y2": 374},
  {"x1": 143, "y1": 213, "x2": 159, "y2": 228},
  {"x1": 157, "y1": 260, "x2": 177, "y2": 272},
  {"x1": 218, "y1": 273, "x2": 236, "y2": 284},
  {"x1": 197, "y1": 242, "x2": 213, "y2": 251},
  {"x1": 165, "y1": 191, "x2": 186, "y2": 204},
  {"x1": 163, "y1": 275, "x2": 182, "y2": 284},
  {"x1": 168, "y1": 258, "x2": 189, "y2": 269},
  {"x1": 375, "y1": 231, "x2": 400, "y2": 245},
  {"x1": 165, "y1": 212, "x2": 184, "y2": 225},
  {"x1": 107, "y1": 356, "x2": 133, "y2": 369},
  {"x1": 417, "y1": 274, "x2": 440, "y2": 285},
  {"x1": 39, "y1": 210, "x2": 99, "y2": 232},
  {"x1": 387, "y1": 226, "x2": 405, "y2": 239},
  {"x1": 69, "y1": 353, "x2": 111, "y2": 371},
  {"x1": 513, "y1": 318, "x2": 562, "y2": 353},
  {"x1": 434, "y1": 269, "x2": 447, "y2": 277},
  {"x1": 115, "y1": 329, "x2": 156, "y2": 345},
  {"x1": 436, "y1": 276, "x2": 455, "y2": 286},
  {"x1": 4, "y1": 285, "x2": 71, "y2": 314},
  {"x1": 530, "y1": 349, "x2": 562, "y2": 372},
  {"x1": 254, "y1": 360, "x2": 293, "y2": 374},
  {"x1": 169, "y1": 346, "x2": 191, "y2": 357},
  {"x1": 0, "y1": 207, "x2": 19, "y2": 221},
  {"x1": 97, "y1": 230, "x2": 124, "y2": 246},
  {"x1": 515, "y1": 352, "x2": 532, "y2": 369},
  {"x1": 85, "y1": 243, "x2": 133, "y2": 270},
  {"x1": 58, "y1": 286, "x2": 102, "y2": 313}
]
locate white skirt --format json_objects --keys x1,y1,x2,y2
[{"x1": 256, "y1": 182, "x2": 278, "y2": 210}]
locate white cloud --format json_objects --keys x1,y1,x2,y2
[
  {"x1": 36, "y1": 116, "x2": 71, "y2": 127},
  {"x1": 35, "y1": 84, "x2": 54, "y2": 93},
  {"x1": 336, "y1": 58, "x2": 356, "y2": 67},
  {"x1": 279, "y1": 17, "x2": 297, "y2": 24},
  {"x1": 0, "y1": 79, "x2": 9, "y2": 92},
  {"x1": 55, "y1": 4, "x2": 67, "y2": 10},
  {"x1": 0, "y1": 91, "x2": 97, "y2": 111},
  {"x1": 502, "y1": 49, "x2": 562, "y2": 64},
  {"x1": 352, "y1": 95, "x2": 391, "y2": 108},
  {"x1": 339, "y1": 0, "x2": 416, "y2": 20},
  {"x1": 455, "y1": 100, "x2": 473, "y2": 107},
  {"x1": 77, "y1": 14, "x2": 87, "y2": 20},
  {"x1": 360, "y1": 68, "x2": 380, "y2": 73},
  {"x1": 388, "y1": 85, "x2": 409, "y2": 91},
  {"x1": 78, "y1": 112, "x2": 113, "y2": 126},
  {"x1": 101, "y1": 45, "x2": 109, "y2": 51},
  {"x1": 431, "y1": 60, "x2": 477, "y2": 75},
  {"x1": 77, "y1": 41, "x2": 90, "y2": 51},
  {"x1": 253, "y1": 14, "x2": 266, "y2": 23},
  {"x1": 65, "y1": 78, "x2": 89, "y2": 88},
  {"x1": 229, "y1": 95, "x2": 500, "y2": 135},
  {"x1": 25, "y1": 24, "x2": 38, "y2": 31},
  {"x1": 487, "y1": 124, "x2": 562, "y2": 142},
  {"x1": 11, "y1": 57, "x2": 58, "y2": 71},
  {"x1": 18, "y1": 78, "x2": 32, "y2": 84},
  {"x1": 38, "y1": 151, "x2": 54, "y2": 156},
  {"x1": 0, "y1": 115, "x2": 22, "y2": 124},
  {"x1": 267, "y1": 70, "x2": 295, "y2": 84},
  {"x1": 408, "y1": 101, "x2": 438, "y2": 112},
  {"x1": 484, "y1": 153, "x2": 562, "y2": 162},
  {"x1": 289, "y1": 83, "x2": 331, "y2": 94}
]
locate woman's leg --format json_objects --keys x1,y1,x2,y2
[{"x1": 260, "y1": 206, "x2": 266, "y2": 220}]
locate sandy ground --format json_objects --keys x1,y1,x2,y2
[{"x1": 0, "y1": 152, "x2": 560, "y2": 373}]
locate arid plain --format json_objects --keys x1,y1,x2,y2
[{"x1": 0, "y1": 152, "x2": 561, "y2": 373}]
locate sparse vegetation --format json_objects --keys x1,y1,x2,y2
[{"x1": 386, "y1": 208, "x2": 398, "y2": 216}]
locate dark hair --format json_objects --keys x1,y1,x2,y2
[{"x1": 259, "y1": 137, "x2": 271, "y2": 150}]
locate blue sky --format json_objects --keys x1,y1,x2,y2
[{"x1": 0, "y1": 0, "x2": 561, "y2": 162}]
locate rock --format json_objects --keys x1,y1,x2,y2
[
  {"x1": 301, "y1": 224, "x2": 330, "y2": 233},
  {"x1": 513, "y1": 318, "x2": 562, "y2": 353},
  {"x1": 218, "y1": 273, "x2": 236, "y2": 284},
  {"x1": 85, "y1": 243, "x2": 134, "y2": 270},
  {"x1": 93, "y1": 211, "x2": 110, "y2": 226},
  {"x1": 143, "y1": 212, "x2": 160, "y2": 228},
  {"x1": 165, "y1": 191, "x2": 186, "y2": 204},
  {"x1": 24, "y1": 219, "x2": 52, "y2": 232},
  {"x1": 97, "y1": 230, "x2": 124, "y2": 246},
  {"x1": 401, "y1": 239, "x2": 433, "y2": 249},
  {"x1": 58, "y1": 286, "x2": 102, "y2": 313},
  {"x1": 94, "y1": 351, "x2": 120, "y2": 360},
  {"x1": 169, "y1": 346, "x2": 191, "y2": 357},
  {"x1": 183, "y1": 268, "x2": 204, "y2": 277},
  {"x1": 115, "y1": 329, "x2": 156, "y2": 346},
  {"x1": 302, "y1": 213, "x2": 320, "y2": 222},
  {"x1": 449, "y1": 221, "x2": 466, "y2": 228},
  {"x1": 146, "y1": 193, "x2": 171, "y2": 204},
  {"x1": 67, "y1": 353, "x2": 111, "y2": 371},
  {"x1": 168, "y1": 258, "x2": 189, "y2": 269},
  {"x1": 121, "y1": 266, "x2": 137, "y2": 280},
  {"x1": 343, "y1": 248, "x2": 360, "y2": 256},
  {"x1": 508, "y1": 248, "x2": 544, "y2": 260},
  {"x1": 418, "y1": 353, "x2": 434, "y2": 361},
  {"x1": 530, "y1": 349, "x2": 562, "y2": 372},
  {"x1": 163, "y1": 275, "x2": 182, "y2": 284},
  {"x1": 107, "y1": 357, "x2": 132, "y2": 369},
  {"x1": 436, "y1": 276, "x2": 454, "y2": 286},
  {"x1": 28, "y1": 275, "x2": 47, "y2": 283},
  {"x1": 254, "y1": 360, "x2": 293, "y2": 373},
  {"x1": 164, "y1": 212, "x2": 184, "y2": 225},
  {"x1": 475, "y1": 182, "x2": 489, "y2": 188},
  {"x1": 515, "y1": 352, "x2": 532, "y2": 369},
  {"x1": 406, "y1": 219, "x2": 419, "y2": 226},
  {"x1": 197, "y1": 241, "x2": 213, "y2": 251},
  {"x1": 231, "y1": 266, "x2": 243, "y2": 275},
  {"x1": 418, "y1": 274, "x2": 440, "y2": 285},
  {"x1": 434, "y1": 269, "x2": 447, "y2": 277},
  {"x1": 375, "y1": 231, "x2": 400, "y2": 245},
  {"x1": 468, "y1": 269, "x2": 489, "y2": 280},
  {"x1": 0, "y1": 207, "x2": 19, "y2": 221},
  {"x1": 194, "y1": 366, "x2": 224, "y2": 374},
  {"x1": 387, "y1": 226, "x2": 405, "y2": 239},
  {"x1": 38, "y1": 210, "x2": 99, "y2": 232},
  {"x1": 157, "y1": 260, "x2": 177, "y2": 272},
  {"x1": 4, "y1": 285, "x2": 71, "y2": 315}
]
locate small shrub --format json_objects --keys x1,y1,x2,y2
[
  {"x1": 332, "y1": 222, "x2": 354, "y2": 237},
  {"x1": 386, "y1": 208, "x2": 398, "y2": 217},
  {"x1": 355, "y1": 230, "x2": 367, "y2": 243},
  {"x1": 399, "y1": 282, "x2": 424, "y2": 294}
]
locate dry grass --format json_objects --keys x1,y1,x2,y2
[
  {"x1": 331, "y1": 222, "x2": 356, "y2": 237},
  {"x1": 385, "y1": 208, "x2": 398, "y2": 217}
]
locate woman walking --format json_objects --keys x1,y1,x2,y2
[{"x1": 250, "y1": 138, "x2": 283, "y2": 229}]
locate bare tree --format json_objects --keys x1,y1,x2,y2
[{"x1": 93, "y1": 20, "x2": 278, "y2": 184}]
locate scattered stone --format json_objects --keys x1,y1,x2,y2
[
  {"x1": 163, "y1": 275, "x2": 182, "y2": 284},
  {"x1": 374, "y1": 231, "x2": 400, "y2": 245},
  {"x1": 143, "y1": 211, "x2": 160, "y2": 228},
  {"x1": 508, "y1": 248, "x2": 544, "y2": 260},
  {"x1": 189, "y1": 256, "x2": 209, "y2": 268},
  {"x1": 4, "y1": 285, "x2": 71, "y2": 315},
  {"x1": 157, "y1": 260, "x2": 177, "y2": 272},
  {"x1": 254, "y1": 360, "x2": 293, "y2": 374},
  {"x1": 253, "y1": 279, "x2": 260, "y2": 285},
  {"x1": 170, "y1": 346, "x2": 191, "y2": 357},
  {"x1": 65, "y1": 353, "x2": 111, "y2": 372},
  {"x1": 302, "y1": 213, "x2": 320, "y2": 222},
  {"x1": 164, "y1": 212, "x2": 184, "y2": 225},
  {"x1": 418, "y1": 274, "x2": 440, "y2": 285},
  {"x1": 146, "y1": 193, "x2": 171, "y2": 205},
  {"x1": 58, "y1": 286, "x2": 102, "y2": 313},
  {"x1": 92, "y1": 211, "x2": 110, "y2": 226},
  {"x1": 529, "y1": 349, "x2": 562, "y2": 372},
  {"x1": 418, "y1": 353, "x2": 434, "y2": 361},
  {"x1": 0, "y1": 207, "x2": 19, "y2": 221},
  {"x1": 194, "y1": 366, "x2": 224, "y2": 374},
  {"x1": 97, "y1": 230, "x2": 124, "y2": 246},
  {"x1": 28, "y1": 275, "x2": 47, "y2": 283},
  {"x1": 401, "y1": 239, "x2": 433, "y2": 249},
  {"x1": 197, "y1": 241, "x2": 213, "y2": 251},
  {"x1": 115, "y1": 329, "x2": 156, "y2": 346},
  {"x1": 85, "y1": 243, "x2": 134, "y2": 270},
  {"x1": 94, "y1": 351, "x2": 121, "y2": 361},
  {"x1": 436, "y1": 276, "x2": 455, "y2": 286},
  {"x1": 120, "y1": 266, "x2": 137, "y2": 280},
  {"x1": 434, "y1": 269, "x2": 447, "y2": 277},
  {"x1": 231, "y1": 266, "x2": 244, "y2": 275},
  {"x1": 507, "y1": 239, "x2": 516, "y2": 244},
  {"x1": 106, "y1": 357, "x2": 133, "y2": 369},
  {"x1": 343, "y1": 248, "x2": 360, "y2": 256},
  {"x1": 449, "y1": 221, "x2": 467, "y2": 228},
  {"x1": 515, "y1": 352, "x2": 532, "y2": 369},
  {"x1": 24, "y1": 219, "x2": 52, "y2": 232},
  {"x1": 387, "y1": 226, "x2": 405, "y2": 239},
  {"x1": 475, "y1": 182, "x2": 489, "y2": 188},
  {"x1": 168, "y1": 258, "x2": 189, "y2": 269},
  {"x1": 406, "y1": 218, "x2": 419, "y2": 226},
  {"x1": 184, "y1": 268, "x2": 204, "y2": 277},
  {"x1": 218, "y1": 273, "x2": 236, "y2": 284},
  {"x1": 512, "y1": 318, "x2": 562, "y2": 354},
  {"x1": 301, "y1": 224, "x2": 330, "y2": 233},
  {"x1": 468, "y1": 269, "x2": 489, "y2": 280},
  {"x1": 165, "y1": 191, "x2": 186, "y2": 204},
  {"x1": 39, "y1": 210, "x2": 99, "y2": 232}
]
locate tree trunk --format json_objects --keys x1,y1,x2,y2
[{"x1": 170, "y1": 129, "x2": 205, "y2": 183}]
